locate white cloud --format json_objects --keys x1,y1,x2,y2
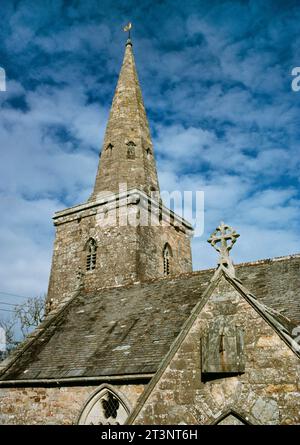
[{"x1": 0, "y1": 195, "x2": 59, "y2": 297}]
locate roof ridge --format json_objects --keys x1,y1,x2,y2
[
  {"x1": 235, "y1": 253, "x2": 300, "y2": 268},
  {"x1": 81, "y1": 252, "x2": 300, "y2": 294}
]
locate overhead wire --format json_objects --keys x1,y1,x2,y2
[{"x1": 0, "y1": 291, "x2": 28, "y2": 300}]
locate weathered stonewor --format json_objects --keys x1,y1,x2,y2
[
  {"x1": 47, "y1": 189, "x2": 193, "y2": 310},
  {"x1": 0, "y1": 384, "x2": 145, "y2": 425}
]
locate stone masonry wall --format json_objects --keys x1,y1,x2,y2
[
  {"x1": 47, "y1": 195, "x2": 192, "y2": 310},
  {"x1": 0, "y1": 383, "x2": 145, "y2": 425},
  {"x1": 137, "y1": 225, "x2": 192, "y2": 280}
]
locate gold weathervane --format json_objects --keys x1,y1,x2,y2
[{"x1": 123, "y1": 22, "x2": 132, "y2": 39}]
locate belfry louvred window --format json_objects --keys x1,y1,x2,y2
[
  {"x1": 86, "y1": 238, "x2": 97, "y2": 271},
  {"x1": 126, "y1": 141, "x2": 136, "y2": 159},
  {"x1": 163, "y1": 243, "x2": 172, "y2": 276},
  {"x1": 105, "y1": 143, "x2": 113, "y2": 155},
  {"x1": 146, "y1": 147, "x2": 152, "y2": 159}
]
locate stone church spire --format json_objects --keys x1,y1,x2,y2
[
  {"x1": 90, "y1": 38, "x2": 160, "y2": 200},
  {"x1": 46, "y1": 33, "x2": 193, "y2": 311}
]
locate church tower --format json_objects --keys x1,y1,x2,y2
[{"x1": 46, "y1": 36, "x2": 193, "y2": 310}]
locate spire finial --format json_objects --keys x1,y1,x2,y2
[
  {"x1": 123, "y1": 22, "x2": 132, "y2": 45},
  {"x1": 208, "y1": 222, "x2": 240, "y2": 276}
]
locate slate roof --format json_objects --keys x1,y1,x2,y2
[{"x1": 0, "y1": 254, "x2": 299, "y2": 382}]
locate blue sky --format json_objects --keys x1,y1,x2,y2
[{"x1": 0, "y1": 0, "x2": 299, "y2": 317}]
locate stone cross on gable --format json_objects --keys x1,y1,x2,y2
[{"x1": 208, "y1": 222, "x2": 240, "y2": 276}]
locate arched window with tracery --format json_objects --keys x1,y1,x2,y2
[
  {"x1": 126, "y1": 141, "x2": 136, "y2": 159},
  {"x1": 86, "y1": 238, "x2": 97, "y2": 271},
  {"x1": 163, "y1": 243, "x2": 172, "y2": 276},
  {"x1": 78, "y1": 386, "x2": 130, "y2": 425}
]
